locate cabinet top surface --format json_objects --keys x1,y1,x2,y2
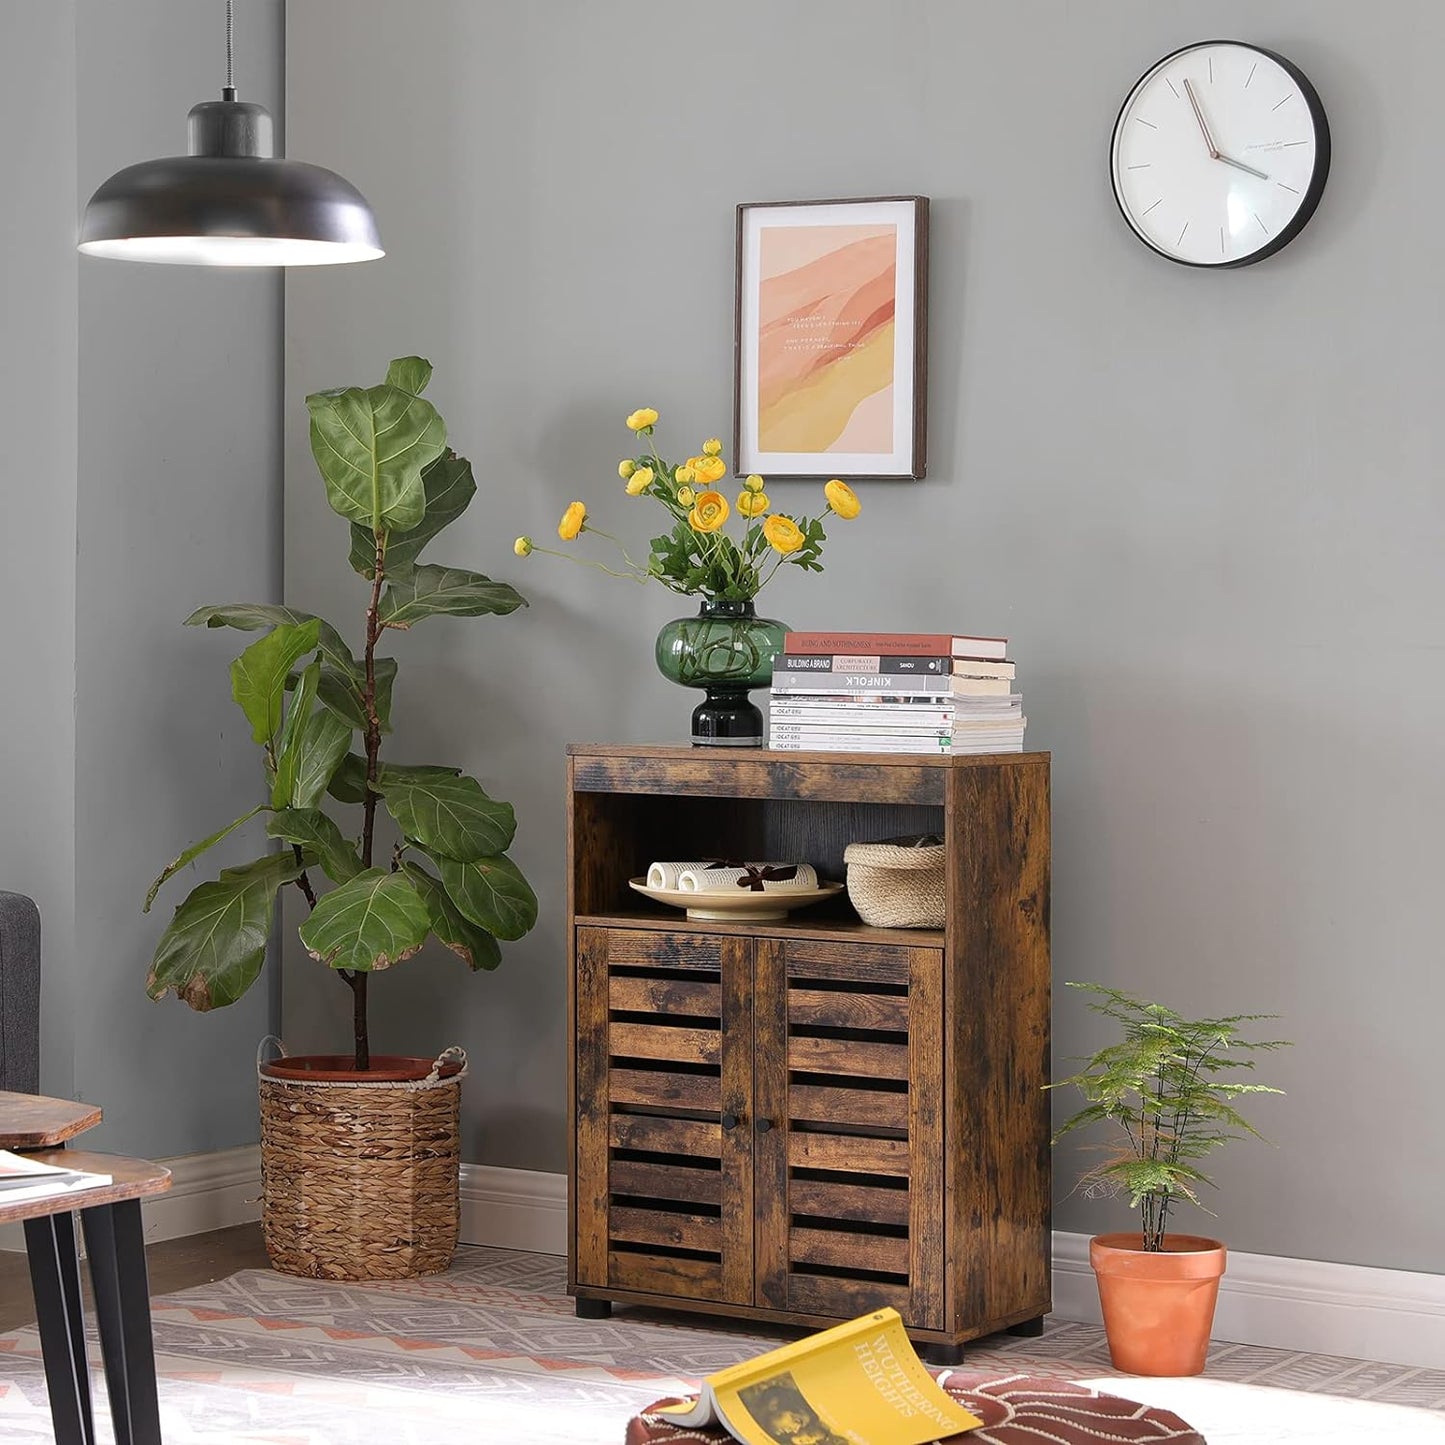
[{"x1": 567, "y1": 744, "x2": 1050, "y2": 767}]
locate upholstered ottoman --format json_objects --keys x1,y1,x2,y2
[{"x1": 626, "y1": 1370, "x2": 1204, "y2": 1444}]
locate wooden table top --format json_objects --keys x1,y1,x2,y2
[
  {"x1": 0, "y1": 1149, "x2": 171, "y2": 1227},
  {"x1": 0, "y1": 1092, "x2": 103, "y2": 1148}
]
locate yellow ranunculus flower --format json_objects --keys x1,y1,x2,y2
[
  {"x1": 737, "y1": 489, "x2": 769, "y2": 517},
  {"x1": 744, "y1": 473, "x2": 766, "y2": 493},
  {"x1": 513, "y1": 536, "x2": 534, "y2": 557},
  {"x1": 702, "y1": 438, "x2": 723, "y2": 456},
  {"x1": 558, "y1": 501, "x2": 587, "y2": 541},
  {"x1": 688, "y1": 490, "x2": 730, "y2": 533},
  {"x1": 693, "y1": 455, "x2": 727, "y2": 484},
  {"x1": 626, "y1": 465, "x2": 654, "y2": 496},
  {"x1": 625, "y1": 407, "x2": 659, "y2": 432},
  {"x1": 675, "y1": 484, "x2": 696, "y2": 507},
  {"x1": 618, "y1": 459, "x2": 636, "y2": 480},
  {"x1": 824, "y1": 478, "x2": 861, "y2": 519},
  {"x1": 763, "y1": 515, "x2": 804, "y2": 555},
  {"x1": 676, "y1": 465, "x2": 696, "y2": 485}
]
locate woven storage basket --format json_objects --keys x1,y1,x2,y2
[
  {"x1": 258, "y1": 1043, "x2": 464, "y2": 1281},
  {"x1": 844, "y1": 833, "x2": 947, "y2": 929}
]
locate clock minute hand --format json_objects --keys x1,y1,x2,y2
[
  {"x1": 1216, "y1": 152, "x2": 1270, "y2": 181},
  {"x1": 1182, "y1": 77, "x2": 1219, "y2": 158}
]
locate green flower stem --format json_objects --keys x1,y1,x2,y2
[{"x1": 531, "y1": 542, "x2": 649, "y2": 583}]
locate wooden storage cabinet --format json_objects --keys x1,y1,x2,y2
[{"x1": 567, "y1": 745, "x2": 1050, "y2": 1358}]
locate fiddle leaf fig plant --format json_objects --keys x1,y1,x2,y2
[{"x1": 144, "y1": 357, "x2": 536, "y2": 1069}]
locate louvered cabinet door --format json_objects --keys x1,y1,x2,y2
[
  {"x1": 574, "y1": 927, "x2": 754, "y2": 1304},
  {"x1": 753, "y1": 939, "x2": 945, "y2": 1330}
]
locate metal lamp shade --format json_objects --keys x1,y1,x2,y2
[{"x1": 79, "y1": 98, "x2": 383, "y2": 267}]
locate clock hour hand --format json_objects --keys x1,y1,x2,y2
[
  {"x1": 1182, "y1": 77, "x2": 1219, "y2": 158},
  {"x1": 1216, "y1": 153, "x2": 1270, "y2": 181}
]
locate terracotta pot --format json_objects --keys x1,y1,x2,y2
[
  {"x1": 1089, "y1": 1232, "x2": 1227, "y2": 1376},
  {"x1": 259, "y1": 1053, "x2": 464, "y2": 1084}
]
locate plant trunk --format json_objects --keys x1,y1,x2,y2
[{"x1": 351, "y1": 528, "x2": 388, "y2": 1071}]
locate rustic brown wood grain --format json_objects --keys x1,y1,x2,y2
[
  {"x1": 787, "y1": 1036, "x2": 911, "y2": 1081},
  {"x1": 609, "y1": 1068, "x2": 722, "y2": 1113},
  {"x1": 0, "y1": 1150, "x2": 170, "y2": 1227},
  {"x1": 573, "y1": 927, "x2": 611, "y2": 1287},
  {"x1": 788, "y1": 989, "x2": 908, "y2": 1031},
  {"x1": 608, "y1": 1115, "x2": 722, "y2": 1158},
  {"x1": 608, "y1": 1251, "x2": 724, "y2": 1300},
  {"x1": 718, "y1": 935, "x2": 755, "y2": 1304},
  {"x1": 0, "y1": 1093, "x2": 103, "y2": 1149},
  {"x1": 608, "y1": 1023, "x2": 721, "y2": 1066},
  {"x1": 787, "y1": 1084, "x2": 907, "y2": 1131},
  {"x1": 789, "y1": 1179, "x2": 910, "y2": 1228},
  {"x1": 787, "y1": 1133, "x2": 911, "y2": 1176},
  {"x1": 610, "y1": 1160, "x2": 723, "y2": 1207},
  {"x1": 789, "y1": 1226, "x2": 910, "y2": 1276},
  {"x1": 609, "y1": 977, "x2": 722, "y2": 1017},
  {"x1": 907, "y1": 946, "x2": 947, "y2": 1330},
  {"x1": 609, "y1": 1207, "x2": 721, "y2": 1253}
]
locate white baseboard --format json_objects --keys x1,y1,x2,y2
[
  {"x1": 459, "y1": 1162, "x2": 568, "y2": 1255},
  {"x1": 1046, "y1": 1231, "x2": 1445, "y2": 1373},
  {"x1": 0, "y1": 1144, "x2": 262, "y2": 1254}
]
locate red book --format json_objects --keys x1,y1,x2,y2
[{"x1": 783, "y1": 631, "x2": 1008, "y2": 661}]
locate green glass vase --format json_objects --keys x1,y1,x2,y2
[{"x1": 655, "y1": 599, "x2": 787, "y2": 747}]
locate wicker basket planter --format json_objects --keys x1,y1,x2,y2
[
  {"x1": 843, "y1": 834, "x2": 947, "y2": 929},
  {"x1": 258, "y1": 1047, "x2": 465, "y2": 1280}
]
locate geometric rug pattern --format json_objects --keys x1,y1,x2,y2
[{"x1": 0, "y1": 1247, "x2": 1441, "y2": 1443}]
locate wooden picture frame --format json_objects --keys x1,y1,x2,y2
[{"x1": 734, "y1": 196, "x2": 929, "y2": 481}]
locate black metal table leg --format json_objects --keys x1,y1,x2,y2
[
  {"x1": 23, "y1": 1211, "x2": 96, "y2": 1445},
  {"x1": 80, "y1": 1199, "x2": 162, "y2": 1445}
]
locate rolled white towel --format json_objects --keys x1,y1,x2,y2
[
  {"x1": 647, "y1": 861, "x2": 721, "y2": 891},
  {"x1": 677, "y1": 863, "x2": 819, "y2": 893}
]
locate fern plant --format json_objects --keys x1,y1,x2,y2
[
  {"x1": 1051, "y1": 983, "x2": 1288, "y2": 1251},
  {"x1": 143, "y1": 356, "x2": 537, "y2": 1070}
]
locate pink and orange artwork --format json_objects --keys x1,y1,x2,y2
[{"x1": 756, "y1": 223, "x2": 898, "y2": 455}]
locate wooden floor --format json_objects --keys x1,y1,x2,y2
[{"x1": 0, "y1": 1222, "x2": 269, "y2": 1332}]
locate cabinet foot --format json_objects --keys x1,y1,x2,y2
[
  {"x1": 575, "y1": 1298, "x2": 612, "y2": 1320},
  {"x1": 1006, "y1": 1315, "x2": 1046, "y2": 1338},
  {"x1": 920, "y1": 1339, "x2": 966, "y2": 1367}
]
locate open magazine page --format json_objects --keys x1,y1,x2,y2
[
  {"x1": 0, "y1": 1149, "x2": 112, "y2": 1206},
  {"x1": 656, "y1": 1310, "x2": 981, "y2": 1445}
]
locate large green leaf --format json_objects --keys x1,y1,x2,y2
[
  {"x1": 284, "y1": 709, "x2": 352, "y2": 810},
  {"x1": 381, "y1": 773, "x2": 515, "y2": 860},
  {"x1": 405, "y1": 863, "x2": 502, "y2": 971},
  {"x1": 349, "y1": 453, "x2": 477, "y2": 580},
  {"x1": 272, "y1": 658, "x2": 322, "y2": 806},
  {"x1": 267, "y1": 808, "x2": 362, "y2": 884},
  {"x1": 298, "y1": 869, "x2": 431, "y2": 973},
  {"x1": 306, "y1": 381, "x2": 446, "y2": 532},
  {"x1": 316, "y1": 656, "x2": 396, "y2": 733},
  {"x1": 230, "y1": 620, "x2": 321, "y2": 746},
  {"x1": 144, "y1": 804, "x2": 271, "y2": 912},
  {"x1": 326, "y1": 753, "x2": 370, "y2": 804},
  {"x1": 386, "y1": 355, "x2": 432, "y2": 395},
  {"x1": 437, "y1": 853, "x2": 537, "y2": 941},
  {"x1": 379, "y1": 565, "x2": 527, "y2": 629},
  {"x1": 186, "y1": 604, "x2": 352, "y2": 677},
  {"x1": 146, "y1": 853, "x2": 304, "y2": 1011}
]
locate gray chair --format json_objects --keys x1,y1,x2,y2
[{"x1": 0, "y1": 892, "x2": 40, "y2": 1093}]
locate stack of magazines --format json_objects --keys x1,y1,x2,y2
[{"x1": 768, "y1": 629, "x2": 1024, "y2": 755}]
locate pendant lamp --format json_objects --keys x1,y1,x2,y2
[{"x1": 79, "y1": 0, "x2": 382, "y2": 267}]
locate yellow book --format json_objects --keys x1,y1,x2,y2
[{"x1": 654, "y1": 1308, "x2": 982, "y2": 1445}]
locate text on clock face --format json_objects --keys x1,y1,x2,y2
[{"x1": 1112, "y1": 43, "x2": 1324, "y2": 266}]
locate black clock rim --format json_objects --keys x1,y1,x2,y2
[{"x1": 1109, "y1": 39, "x2": 1332, "y2": 270}]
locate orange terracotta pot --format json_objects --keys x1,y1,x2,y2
[{"x1": 1089, "y1": 1232, "x2": 1227, "y2": 1376}]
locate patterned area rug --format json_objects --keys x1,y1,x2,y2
[{"x1": 0, "y1": 1247, "x2": 1442, "y2": 1443}]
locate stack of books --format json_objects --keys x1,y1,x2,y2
[{"x1": 768, "y1": 629, "x2": 1025, "y2": 755}]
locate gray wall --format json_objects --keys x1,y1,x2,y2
[
  {"x1": 0, "y1": 0, "x2": 285, "y2": 1157},
  {"x1": 0, "y1": 4, "x2": 80, "y2": 1104},
  {"x1": 284, "y1": 1, "x2": 1444, "y2": 1273}
]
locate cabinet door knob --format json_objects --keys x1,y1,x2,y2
[
  {"x1": 755, "y1": 1117, "x2": 774, "y2": 1134},
  {"x1": 721, "y1": 1112, "x2": 739, "y2": 1131}
]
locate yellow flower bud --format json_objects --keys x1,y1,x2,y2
[
  {"x1": 688, "y1": 490, "x2": 730, "y2": 533},
  {"x1": 744, "y1": 473, "x2": 766, "y2": 493},
  {"x1": 558, "y1": 501, "x2": 587, "y2": 541},
  {"x1": 737, "y1": 489, "x2": 769, "y2": 517},
  {"x1": 824, "y1": 478, "x2": 861, "y2": 519},
  {"x1": 619, "y1": 459, "x2": 636, "y2": 480},
  {"x1": 763, "y1": 515, "x2": 804, "y2": 555},
  {"x1": 675, "y1": 484, "x2": 696, "y2": 507},
  {"x1": 676, "y1": 465, "x2": 696, "y2": 485},
  {"x1": 694, "y1": 455, "x2": 727, "y2": 484},
  {"x1": 513, "y1": 536, "x2": 534, "y2": 557},
  {"x1": 702, "y1": 438, "x2": 723, "y2": 456},
  {"x1": 625, "y1": 407, "x2": 659, "y2": 432},
  {"x1": 626, "y1": 465, "x2": 654, "y2": 496}
]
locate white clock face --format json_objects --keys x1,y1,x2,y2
[{"x1": 1111, "y1": 42, "x2": 1329, "y2": 267}]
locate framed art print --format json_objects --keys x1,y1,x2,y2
[{"x1": 734, "y1": 196, "x2": 928, "y2": 481}]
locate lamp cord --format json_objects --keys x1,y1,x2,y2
[{"x1": 224, "y1": 0, "x2": 235, "y2": 98}]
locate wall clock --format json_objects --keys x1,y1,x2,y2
[{"x1": 1111, "y1": 41, "x2": 1330, "y2": 268}]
